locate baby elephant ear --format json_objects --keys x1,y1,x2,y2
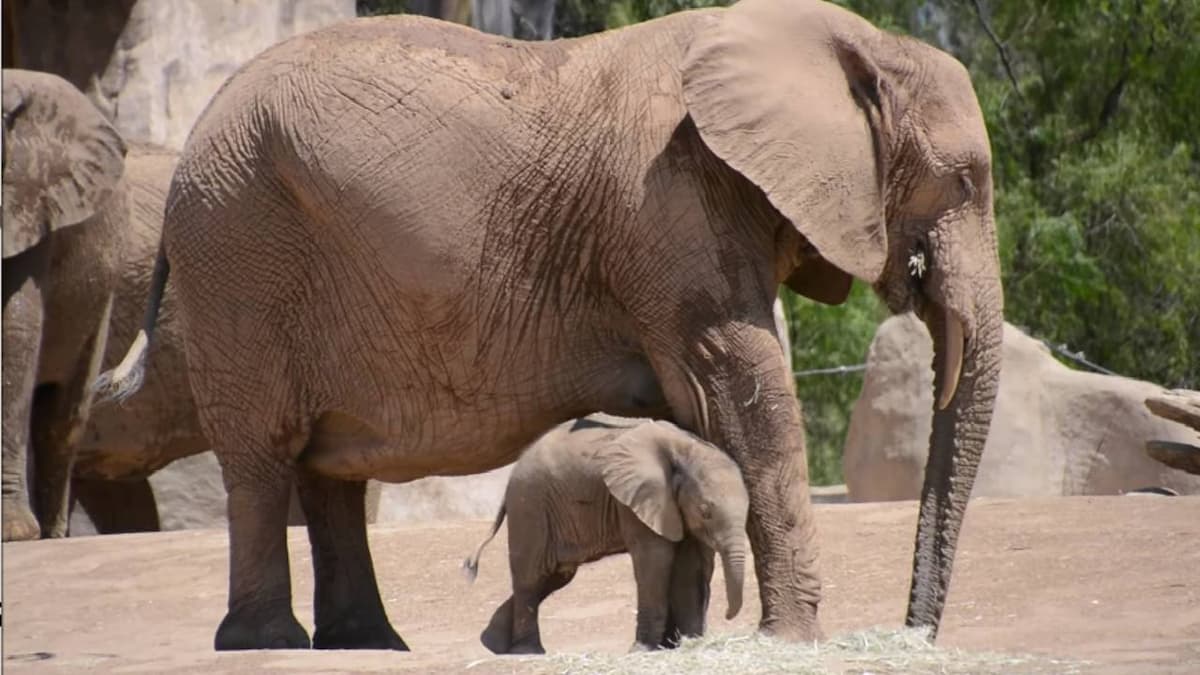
[{"x1": 597, "y1": 442, "x2": 685, "y2": 542}]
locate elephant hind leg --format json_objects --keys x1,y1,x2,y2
[
  {"x1": 480, "y1": 596, "x2": 516, "y2": 654},
  {"x1": 72, "y1": 476, "x2": 160, "y2": 534},
  {"x1": 295, "y1": 466, "x2": 407, "y2": 651},
  {"x1": 213, "y1": 444, "x2": 310, "y2": 651},
  {"x1": 504, "y1": 567, "x2": 577, "y2": 655}
]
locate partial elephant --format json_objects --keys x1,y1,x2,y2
[
  {"x1": 99, "y1": 0, "x2": 1003, "y2": 649},
  {"x1": 3, "y1": 68, "x2": 126, "y2": 541},
  {"x1": 4, "y1": 137, "x2": 379, "y2": 536},
  {"x1": 462, "y1": 414, "x2": 748, "y2": 654}
]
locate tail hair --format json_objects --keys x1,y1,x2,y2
[
  {"x1": 93, "y1": 330, "x2": 149, "y2": 404},
  {"x1": 93, "y1": 239, "x2": 169, "y2": 406},
  {"x1": 461, "y1": 504, "x2": 506, "y2": 585}
]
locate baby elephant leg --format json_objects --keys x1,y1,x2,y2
[
  {"x1": 660, "y1": 536, "x2": 716, "y2": 648},
  {"x1": 628, "y1": 534, "x2": 675, "y2": 651},
  {"x1": 488, "y1": 567, "x2": 576, "y2": 655}
]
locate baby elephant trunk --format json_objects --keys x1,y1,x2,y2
[{"x1": 718, "y1": 536, "x2": 746, "y2": 620}]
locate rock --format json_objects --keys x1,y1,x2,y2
[
  {"x1": 843, "y1": 314, "x2": 1200, "y2": 500},
  {"x1": 810, "y1": 484, "x2": 848, "y2": 504},
  {"x1": 377, "y1": 466, "x2": 514, "y2": 523},
  {"x1": 7, "y1": 0, "x2": 356, "y2": 150}
]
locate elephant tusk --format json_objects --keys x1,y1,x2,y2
[{"x1": 936, "y1": 312, "x2": 965, "y2": 410}]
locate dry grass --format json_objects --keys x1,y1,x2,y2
[{"x1": 467, "y1": 628, "x2": 1087, "y2": 675}]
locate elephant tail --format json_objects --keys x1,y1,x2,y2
[
  {"x1": 462, "y1": 504, "x2": 506, "y2": 584},
  {"x1": 93, "y1": 240, "x2": 170, "y2": 404}
]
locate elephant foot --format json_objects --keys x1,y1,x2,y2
[
  {"x1": 313, "y1": 617, "x2": 409, "y2": 651},
  {"x1": 658, "y1": 628, "x2": 684, "y2": 650},
  {"x1": 628, "y1": 641, "x2": 659, "y2": 653},
  {"x1": 506, "y1": 640, "x2": 546, "y2": 655},
  {"x1": 214, "y1": 605, "x2": 311, "y2": 651},
  {"x1": 480, "y1": 626, "x2": 512, "y2": 655},
  {"x1": 758, "y1": 614, "x2": 824, "y2": 643},
  {"x1": 2, "y1": 499, "x2": 41, "y2": 541}
]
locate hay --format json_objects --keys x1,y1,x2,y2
[{"x1": 466, "y1": 627, "x2": 1087, "y2": 675}]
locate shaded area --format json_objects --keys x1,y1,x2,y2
[{"x1": 1, "y1": 0, "x2": 136, "y2": 90}]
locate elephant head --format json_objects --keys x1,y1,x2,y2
[
  {"x1": 598, "y1": 424, "x2": 750, "y2": 622},
  {"x1": 682, "y1": 0, "x2": 1003, "y2": 634},
  {"x1": 2, "y1": 68, "x2": 127, "y2": 258}
]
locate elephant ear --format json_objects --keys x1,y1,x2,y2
[
  {"x1": 682, "y1": 0, "x2": 894, "y2": 287},
  {"x1": 2, "y1": 69, "x2": 127, "y2": 258},
  {"x1": 596, "y1": 441, "x2": 685, "y2": 542}
]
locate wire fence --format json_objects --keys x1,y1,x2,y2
[{"x1": 792, "y1": 332, "x2": 1121, "y2": 379}]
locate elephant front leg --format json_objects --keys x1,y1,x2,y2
[
  {"x1": 295, "y1": 467, "x2": 407, "y2": 651},
  {"x1": 214, "y1": 453, "x2": 310, "y2": 651},
  {"x1": 2, "y1": 261, "x2": 46, "y2": 542},
  {"x1": 661, "y1": 536, "x2": 716, "y2": 648},
  {"x1": 626, "y1": 531, "x2": 675, "y2": 651},
  {"x1": 647, "y1": 321, "x2": 821, "y2": 640}
]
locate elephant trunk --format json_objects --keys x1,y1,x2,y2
[
  {"x1": 905, "y1": 291, "x2": 1002, "y2": 637},
  {"x1": 718, "y1": 535, "x2": 746, "y2": 620}
]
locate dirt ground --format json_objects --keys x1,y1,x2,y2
[{"x1": 3, "y1": 496, "x2": 1198, "y2": 673}]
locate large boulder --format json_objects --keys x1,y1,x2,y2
[
  {"x1": 843, "y1": 314, "x2": 1200, "y2": 500},
  {"x1": 5, "y1": 0, "x2": 355, "y2": 150}
]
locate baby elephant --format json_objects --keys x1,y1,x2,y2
[{"x1": 463, "y1": 414, "x2": 749, "y2": 654}]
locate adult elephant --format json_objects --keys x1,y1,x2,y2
[
  {"x1": 2, "y1": 69, "x2": 127, "y2": 541},
  {"x1": 100, "y1": 0, "x2": 1002, "y2": 650}
]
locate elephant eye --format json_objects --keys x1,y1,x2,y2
[
  {"x1": 958, "y1": 172, "x2": 977, "y2": 201},
  {"x1": 699, "y1": 502, "x2": 713, "y2": 520}
]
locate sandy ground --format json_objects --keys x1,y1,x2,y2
[{"x1": 3, "y1": 496, "x2": 1198, "y2": 673}]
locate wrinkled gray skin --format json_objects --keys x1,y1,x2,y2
[
  {"x1": 463, "y1": 414, "x2": 748, "y2": 654},
  {"x1": 99, "y1": 0, "x2": 1003, "y2": 650},
  {"x1": 2, "y1": 69, "x2": 126, "y2": 541}
]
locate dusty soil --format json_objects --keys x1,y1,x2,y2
[{"x1": 3, "y1": 496, "x2": 1198, "y2": 673}]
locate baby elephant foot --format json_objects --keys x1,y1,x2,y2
[
  {"x1": 313, "y1": 617, "x2": 409, "y2": 651},
  {"x1": 507, "y1": 640, "x2": 547, "y2": 655},
  {"x1": 480, "y1": 627, "x2": 511, "y2": 655},
  {"x1": 214, "y1": 604, "x2": 311, "y2": 651},
  {"x1": 628, "y1": 640, "x2": 660, "y2": 653},
  {"x1": 2, "y1": 499, "x2": 41, "y2": 542}
]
